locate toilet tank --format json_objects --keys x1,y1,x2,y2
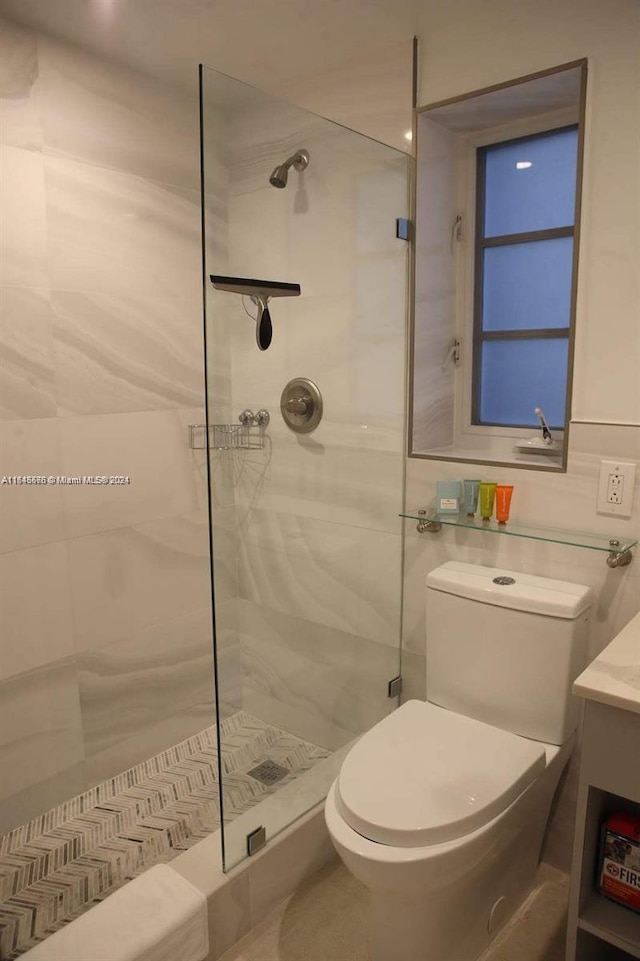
[{"x1": 426, "y1": 561, "x2": 591, "y2": 745}]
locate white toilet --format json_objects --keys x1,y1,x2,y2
[{"x1": 325, "y1": 561, "x2": 591, "y2": 961}]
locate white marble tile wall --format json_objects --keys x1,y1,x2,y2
[
  {"x1": 263, "y1": 38, "x2": 413, "y2": 153},
  {"x1": 236, "y1": 599, "x2": 399, "y2": 752},
  {"x1": 0, "y1": 15, "x2": 220, "y2": 833},
  {"x1": 412, "y1": 116, "x2": 458, "y2": 452}
]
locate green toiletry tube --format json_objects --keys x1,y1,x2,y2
[{"x1": 479, "y1": 482, "x2": 497, "y2": 521}]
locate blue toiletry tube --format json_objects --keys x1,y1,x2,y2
[
  {"x1": 463, "y1": 480, "x2": 481, "y2": 518},
  {"x1": 436, "y1": 480, "x2": 461, "y2": 515}
]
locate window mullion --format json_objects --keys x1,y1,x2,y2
[
  {"x1": 481, "y1": 328, "x2": 570, "y2": 341},
  {"x1": 483, "y1": 225, "x2": 574, "y2": 248}
]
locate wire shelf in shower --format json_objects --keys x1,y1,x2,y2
[{"x1": 188, "y1": 423, "x2": 265, "y2": 451}]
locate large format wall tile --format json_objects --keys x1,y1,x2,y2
[
  {"x1": 210, "y1": 504, "x2": 238, "y2": 605},
  {"x1": 202, "y1": 306, "x2": 233, "y2": 419},
  {"x1": 78, "y1": 608, "x2": 215, "y2": 761},
  {"x1": 0, "y1": 15, "x2": 42, "y2": 152},
  {"x1": 0, "y1": 759, "x2": 87, "y2": 836},
  {"x1": 67, "y1": 512, "x2": 211, "y2": 652},
  {"x1": 238, "y1": 510, "x2": 402, "y2": 645},
  {"x1": 213, "y1": 597, "x2": 242, "y2": 719},
  {"x1": 0, "y1": 541, "x2": 74, "y2": 681},
  {"x1": 0, "y1": 660, "x2": 83, "y2": 804},
  {"x1": 230, "y1": 411, "x2": 404, "y2": 537},
  {"x1": 57, "y1": 410, "x2": 202, "y2": 538},
  {"x1": 251, "y1": 284, "x2": 405, "y2": 428},
  {"x1": 52, "y1": 289, "x2": 203, "y2": 415},
  {"x1": 412, "y1": 117, "x2": 458, "y2": 452},
  {"x1": 354, "y1": 164, "x2": 408, "y2": 255},
  {"x1": 224, "y1": 105, "x2": 408, "y2": 778},
  {"x1": 0, "y1": 417, "x2": 64, "y2": 553},
  {"x1": 0, "y1": 287, "x2": 57, "y2": 419},
  {"x1": 38, "y1": 35, "x2": 201, "y2": 189},
  {"x1": 271, "y1": 38, "x2": 412, "y2": 152},
  {"x1": 0, "y1": 14, "x2": 218, "y2": 838},
  {"x1": 83, "y1": 702, "x2": 216, "y2": 790},
  {"x1": 44, "y1": 155, "x2": 201, "y2": 300},
  {"x1": 0, "y1": 146, "x2": 48, "y2": 286},
  {"x1": 174, "y1": 406, "x2": 212, "y2": 513},
  {"x1": 238, "y1": 599, "x2": 398, "y2": 751},
  {"x1": 226, "y1": 100, "x2": 328, "y2": 199}
]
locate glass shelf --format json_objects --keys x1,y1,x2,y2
[{"x1": 400, "y1": 508, "x2": 638, "y2": 559}]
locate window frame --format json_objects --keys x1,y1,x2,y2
[
  {"x1": 471, "y1": 124, "x2": 578, "y2": 430},
  {"x1": 408, "y1": 59, "x2": 588, "y2": 472},
  {"x1": 455, "y1": 108, "x2": 581, "y2": 453}
]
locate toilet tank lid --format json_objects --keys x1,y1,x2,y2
[{"x1": 427, "y1": 561, "x2": 591, "y2": 619}]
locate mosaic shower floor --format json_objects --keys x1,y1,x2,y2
[{"x1": 0, "y1": 712, "x2": 329, "y2": 960}]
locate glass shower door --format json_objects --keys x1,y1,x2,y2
[{"x1": 199, "y1": 64, "x2": 409, "y2": 869}]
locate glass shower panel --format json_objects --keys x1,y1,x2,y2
[{"x1": 200, "y1": 65, "x2": 409, "y2": 870}]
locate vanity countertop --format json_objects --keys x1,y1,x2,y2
[{"x1": 573, "y1": 609, "x2": 640, "y2": 715}]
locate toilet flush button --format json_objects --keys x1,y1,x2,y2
[{"x1": 493, "y1": 576, "x2": 516, "y2": 586}]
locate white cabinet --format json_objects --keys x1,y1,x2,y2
[{"x1": 566, "y1": 699, "x2": 640, "y2": 960}]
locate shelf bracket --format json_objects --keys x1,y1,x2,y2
[
  {"x1": 416, "y1": 510, "x2": 442, "y2": 534},
  {"x1": 607, "y1": 541, "x2": 634, "y2": 569}
]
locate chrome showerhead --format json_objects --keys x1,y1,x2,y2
[
  {"x1": 269, "y1": 164, "x2": 289, "y2": 189},
  {"x1": 269, "y1": 149, "x2": 310, "y2": 188}
]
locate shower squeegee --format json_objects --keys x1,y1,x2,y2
[
  {"x1": 209, "y1": 276, "x2": 301, "y2": 351},
  {"x1": 209, "y1": 276, "x2": 300, "y2": 297}
]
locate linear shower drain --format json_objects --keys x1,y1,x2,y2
[{"x1": 247, "y1": 759, "x2": 290, "y2": 785}]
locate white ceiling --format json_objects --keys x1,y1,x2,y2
[{"x1": 0, "y1": 0, "x2": 421, "y2": 99}]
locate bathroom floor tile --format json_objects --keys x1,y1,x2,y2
[
  {"x1": 0, "y1": 713, "x2": 328, "y2": 960},
  {"x1": 220, "y1": 860, "x2": 370, "y2": 961},
  {"x1": 219, "y1": 860, "x2": 569, "y2": 961},
  {"x1": 479, "y1": 862, "x2": 569, "y2": 961}
]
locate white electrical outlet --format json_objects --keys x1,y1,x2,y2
[{"x1": 596, "y1": 460, "x2": 636, "y2": 518}]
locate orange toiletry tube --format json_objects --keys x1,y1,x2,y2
[{"x1": 495, "y1": 485, "x2": 514, "y2": 524}]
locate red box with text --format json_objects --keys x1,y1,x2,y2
[{"x1": 598, "y1": 812, "x2": 640, "y2": 914}]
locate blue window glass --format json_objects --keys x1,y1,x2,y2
[
  {"x1": 482, "y1": 237, "x2": 573, "y2": 331},
  {"x1": 479, "y1": 338, "x2": 569, "y2": 428},
  {"x1": 474, "y1": 125, "x2": 578, "y2": 429},
  {"x1": 484, "y1": 127, "x2": 578, "y2": 237}
]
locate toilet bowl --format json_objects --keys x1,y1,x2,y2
[
  {"x1": 324, "y1": 562, "x2": 591, "y2": 961},
  {"x1": 325, "y1": 699, "x2": 572, "y2": 961}
]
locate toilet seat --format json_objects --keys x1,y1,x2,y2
[{"x1": 335, "y1": 700, "x2": 546, "y2": 848}]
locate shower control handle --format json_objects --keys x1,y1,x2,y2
[
  {"x1": 280, "y1": 378, "x2": 323, "y2": 434},
  {"x1": 283, "y1": 396, "x2": 309, "y2": 415}
]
